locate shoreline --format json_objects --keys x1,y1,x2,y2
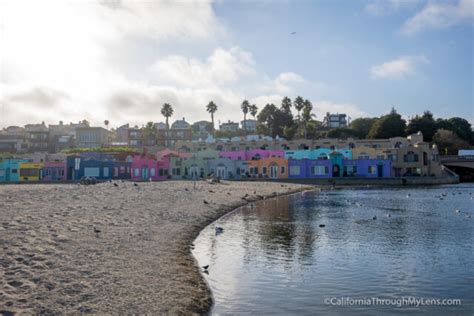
[
  {"x1": 0, "y1": 181, "x2": 311, "y2": 314},
  {"x1": 189, "y1": 187, "x2": 315, "y2": 314}
]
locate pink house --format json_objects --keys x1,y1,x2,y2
[
  {"x1": 42, "y1": 161, "x2": 67, "y2": 181},
  {"x1": 219, "y1": 149, "x2": 285, "y2": 161},
  {"x1": 131, "y1": 154, "x2": 170, "y2": 181}
]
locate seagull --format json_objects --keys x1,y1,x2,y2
[
  {"x1": 93, "y1": 227, "x2": 101, "y2": 233},
  {"x1": 406, "y1": 194, "x2": 411, "y2": 198},
  {"x1": 455, "y1": 209, "x2": 460, "y2": 213},
  {"x1": 318, "y1": 224, "x2": 326, "y2": 228},
  {"x1": 203, "y1": 200, "x2": 209, "y2": 205},
  {"x1": 215, "y1": 227, "x2": 224, "y2": 234},
  {"x1": 372, "y1": 216, "x2": 377, "y2": 220},
  {"x1": 291, "y1": 31, "x2": 296, "y2": 35}
]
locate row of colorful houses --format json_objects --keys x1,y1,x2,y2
[{"x1": 0, "y1": 148, "x2": 400, "y2": 183}]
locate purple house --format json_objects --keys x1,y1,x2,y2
[
  {"x1": 343, "y1": 159, "x2": 391, "y2": 178},
  {"x1": 288, "y1": 159, "x2": 332, "y2": 178},
  {"x1": 42, "y1": 161, "x2": 67, "y2": 181},
  {"x1": 219, "y1": 149, "x2": 285, "y2": 161}
]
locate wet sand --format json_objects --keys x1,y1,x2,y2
[{"x1": 0, "y1": 181, "x2": 310, "y2": 314}]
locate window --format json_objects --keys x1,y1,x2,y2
[
  {"x1": 344, "y1": 165, "x2": 357, "y2": 176},
  {"x1": 368, "y1": 166, "x2": 376, "y2": 174},
  {"x1": 236, "y1": 167, "x2": 241, "y2": 175},
  {"x1": 103, "y1": 167, "x2": 109, "y2": 177},
  {"x1": 281, "y1": 166, "x2": 285, "y2": 174},
  {"x1": 150, "y1": 168, "x2": 156, "y2": 177},
  {"x1": 84, "y1": 167, "x2": 100, "y2": 177},
  {"x1": 164, "y1": 169, "x2": 169, "y2": 176},
  {"x1": 114, "y1": 167, "x2": 119, "y2": 177},
  {"x1": 158, "y1": 169, "x2": 163, "y2": 176},
  {"x1": 311, "y1": 165, "x2": 327, "y2": 175},
  {"x1": 12, "y1": 168, "x2": 18, "y2": 174},
  {"x1": 387, "y1": 154, "x2": 397, "y2": 162},
  {"x1": 289, "y1": 165, "x2": 300, "y2": 175},
  {"x1": 134, "y1": 168, "x2": 139, "y2": 177},
  {"x1": 262, "y1": 167, "x2": 267, "y2": 174},
  {"x1": 404, "y1": 151, "x2": 419, "y2": 162}
]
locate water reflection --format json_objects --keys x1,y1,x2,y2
[{"x1": 193, "y1": 184, "x2": 474, "y2": 315}]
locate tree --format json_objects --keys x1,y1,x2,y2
[
  {"x1": 257, "y1": 103, "x2": 293, "y2": 138},
  {"x1": 249, "y1": 104, "x2": 258, "y2": 119},
  {"x1": 206, "y1": 101, "x2": 218, "y2": 131},
  {"x1": 433, "y1": 129, "x2": 470, "y2": 155},
  {"x1": 367, "y1": 108, "x2": 406, "y2": 139},
  {"x1": 104, "y1": 120, "x2": 110, "y2": 130},
  {"x1": 327, "y1": 128, "x2": 360, "y2": 139},
  {"x1": 293, "y1": 96, "x2": 304, "y2": 121},
  {"x1": 161, "y1": 103, "x2": 174, "y2": 129},
  {"x1": 350, "y1": 117, "x2": 377, "y2": 139},
  {"x1": 301, "y1": 99, "x2": 315, "y2": 138},
  {"x1": 281, "y1": 96, "x2": 292, "y2": 114},
  {"x1": 241, "y1": 100, "x2": 250, "y2": 133},
  {"x1": 436, "y1": 117, "x2": 472, "y2": 143},
  {"x1": 405, "y1": 111, "x2": 437, "y2": 141},
  {"x1": 143, "y1": 121, "x2": 157, "y2": 146}
]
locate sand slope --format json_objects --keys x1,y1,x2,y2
[{"x1": 0, "y1": 181, "x2": 309, "y2": 314}]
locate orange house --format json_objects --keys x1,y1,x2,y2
[{"x1": 247, "y1": 157, "x2": 288, "y2": 179}]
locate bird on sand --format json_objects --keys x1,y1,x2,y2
[
  {"x1": 319, "y1": 224, "x2": 326, "y2": 228},
  {"x1": 134, "y1": 183, "x2": 139, "y2": 187},
  {"x1": 455, "y1": 208, "x2": 460, "y2": 213},
  {"x1": 113, "y1": 183, "x2": 118, "y2": 187},
  {"x1": 372, "y1": 216, "x2": 377, "y2": 220},
  {"x1": 202, "y1": 265, "x2": 209, "y2": 270},
  {"x1": 215, "y1": 226, "x2": 224, "y2": 234},
  {"x1": 209, "y1": 190, "x2": 215, "y2": 193},
  {"x1": 227, "y1": 192, "x2": 231, "y2": 195},
  {"x1": 93, "y1": 227, "x2": 101, "y2": 233},
  {"x1": 203, "y1": 200, "x2": 209, "y2": 205},
  {"x1": 185, "y1": 188, "x2": 189, "y2": 192}
]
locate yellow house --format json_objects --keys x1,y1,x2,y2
[{"x1": 19, "y1": 162, "x2": 44, "y2": 182}]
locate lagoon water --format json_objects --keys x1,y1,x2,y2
[{"x1": 193, "y1": 184, "x2": 474, "y2": 315}]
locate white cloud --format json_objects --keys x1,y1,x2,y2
[
  {"x1": 366, "y1": 0, "x2": 420, "y2": 16},
  {"x1": 150, "y1": 47, "x2": 256, "y2": 88},
  {"x1": 370, "y1": 55, "x2": 429, "y2": 79},
  {"x1": 402, "y1": 0, "x2": 474, "y2": 35}
]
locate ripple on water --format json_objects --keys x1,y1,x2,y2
[{"x1": 193, "y1": 184, "x2": 474, "y2": 315}]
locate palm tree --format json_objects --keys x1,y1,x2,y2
[
  {"x1": 241, "y1": 100, "x2": 250, "y2": 133},
  {"x1": 293, "y1": 96, "x2": 304, "y2": 121},
  {"x1": 301, "y1": 99, "x2": 315, "y2": 139},
  {"x1": 281, "y1": 96, "x2": 292, "y2": 113},
  {"x1": 249, "y1": 104, "x2": 258, "y2": 119},
  {"x1": 104, "y1": 120, "x2": 109, "y2": 130},
  {"x1": 206, "y1": 101, "x2": 218, "y2": 131},
  {"x1": 161, "y1": 103, "x2": 174, "y2": 129}
]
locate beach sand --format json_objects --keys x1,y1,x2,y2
[{"x1": 0, "y1": 180, "x2": 310, "y2": 314}]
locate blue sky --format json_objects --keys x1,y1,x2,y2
[{"x1": 0, "y1": 0, "x2": 472, "y2": 128}]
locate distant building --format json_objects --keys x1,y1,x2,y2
[
  {"x1": 115, "y1": 124, "x2": 130, "y2": 143},
  {"x1": 155, "y1": 122, "x2": 167, "y2": 130},
  {"x1": 75, "y1": 127, "x2": 111, "y2": 149},
  {"x1": 127, "y1": 127, "x2": 142, "y2": 147},
  {"x1": 157, "y1": 118, "x2": 192, "y2": 147},
  {"x1": 192, "y1": 120, "x2": 213, "y2": 140},
  {"x1": 25, "y1": 123, "x2": 49, "y2": 152},
  {"x1": 220, "y1": 120, "x2": 239, "y2": 132},
  {"x1": 0, "y1": 126, "x2": 28, "y2": 153},
  {"x1": 241, "y1": 119, "x2": 257, "y2": 132},
  {"x1": 322, "y1": 113, "x2": 347, "y2": 129}
]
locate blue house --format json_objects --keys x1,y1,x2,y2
[
  {"x1": 288, "y1": 159, "x2": 332, "y2": 179},
  {"x1": 67, "y1": 156, "x2": 114, "y2": 180},
  {"x1": 0, "y1": 159, "x2": 27, "y2": 182}
]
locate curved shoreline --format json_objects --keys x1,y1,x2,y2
[
  {"x1": 188, "y1": 187, "x2": 315, "y2": 314},
  {"x1": 0, "y1": 181, "x2": 311, "y2": 315}
]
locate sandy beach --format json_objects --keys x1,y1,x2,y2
[{"x1": 0, "y1": 180, "x2": 310, "y2": 314}]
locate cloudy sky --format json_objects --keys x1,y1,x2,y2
[{"x1": 0, "y1": 0, "x2": 472, "y2": 129}]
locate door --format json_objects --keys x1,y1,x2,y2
[
  {"x1": 190, "y1": 166, "x2": 199, "y2": 179},
  {"x1": 6, "y1": 168, "x2": 10, "y2": 181},
  {"x1": 269, "y1": 164, "x2": 278, "y2": 179},
  {"x1": 332, "y1": 164, "x2": 340, "y2": 177},
  {"x1": 377, "y1": 164, "x2": 383, "y2": 177},
  {"x1": 216, "y1": 166, "x2": 226, "y2": 179},
  {"x1": 141, "y1": 167, "x2": 148, "y2": 180}
]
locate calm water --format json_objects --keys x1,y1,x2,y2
[{"x1": 193, "y1": 184, "x2": 474, "y2": 315}]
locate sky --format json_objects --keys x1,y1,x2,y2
[{"x1": 0, "y1": 0, "x2": 472, "y2": 129}]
